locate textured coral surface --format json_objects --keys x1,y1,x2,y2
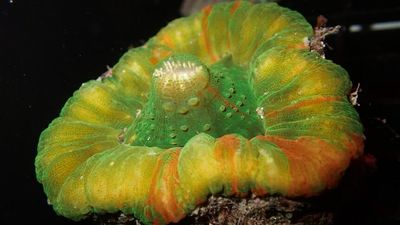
[{"x1": 35, "y1": 1, "x2": 364, "y2": 224}]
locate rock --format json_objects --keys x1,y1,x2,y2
[{"x1": 91, "y1": 195, "x2": 334, "y2": 225}]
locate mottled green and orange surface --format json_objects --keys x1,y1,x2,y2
[{"x1": 35, "y1": 1, "x2": 364, "y2": 224}]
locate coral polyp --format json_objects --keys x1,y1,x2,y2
[
  {"x1": 128, "y1": 54, "x2": 264, "y2": 148},
  {"x1": 35, "y1": 1, "x2": 364, "y2": 225}
]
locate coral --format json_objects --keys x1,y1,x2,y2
[{"x1": 35, "y1": 1, "x2": 364, "y2": 224}]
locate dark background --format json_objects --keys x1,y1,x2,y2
[{"x1": 1, "y1": 0, "x2": 399, "y2": 224}]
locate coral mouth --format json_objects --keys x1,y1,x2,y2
[{"x1": 125, "y1": 54, "x2": 265, "y2": 148}]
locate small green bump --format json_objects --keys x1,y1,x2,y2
[
  {"x1": 149, "y1": 113, "x2": 155, "y2": 120},
  {"x1": 224, "y1": 92, "x2": 232, "y2": 98},
  {"x1": 150, "y1": 124, "x2": 155, "y2": 130},
  {"x1": 219, "y1": 105, "x2": 226, "y2": 112},
  {"x1": 188, "y1": 97, "x2": 200, "y2": 106},
  {"x1": 233, "y1": 107, "x2": 239, "y2": 112},
  {"x1": 236, "y1": 101, "x2": 243, "y2": 107},
  {"x1": 170, "y1": 141, "x2": 177, "y2": 145},
  {"x1": 162, "y1": 102, "x2": 175, "y2": 112},
  {"x1": 226, "y1": 112, "x2": 232, "y2": 118},
  {"x1": 169, "y1": 133, "x2": 177, "y2": 139},
  {"x1": 240, "y1": 115, "x2": 245, "y2": 120},
  {"x1": 180, "y1": 125, "x2": 189, "y2": 131},
  {"x1": 178, "y1": 106, "x2": 189, "y2": 114},
  {"x1": 245, "y1": 109, "x2": 251, "y2": 114},
  {"x1": 168, "y1": 126, "x2": 175, "y2": 131},
  {"x1": 241, "y1": 95, "x2": 247, "y2": 100},
  {"x1": 229, "y1": 87, "x2": 235, "y2": 94},
  {"x1": 203, "y1": 124, "x2": 211, "y2": 131}
]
